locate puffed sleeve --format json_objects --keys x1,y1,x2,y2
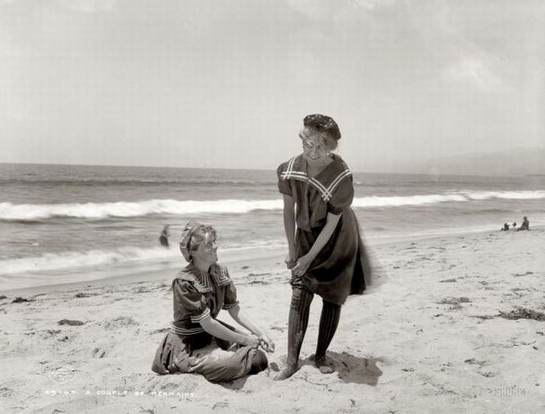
[
  {"x1": 277, "y1": 162, "x2": 292, "y2": 196},
  {"x1": 222, "y1": 281, "x2": 240, "y2": 311},
  {"x1": 172, "y1": 279, "x2": 210, "y2": 323},
  {"x1": 327, "y1": 175, "x2": 354, "y2": 214}
]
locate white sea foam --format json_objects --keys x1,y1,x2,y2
[
  {"x1": 459, "y1": 190, "x2": 545, "y2": 200},
  {"x1": 352, "y1": 194, "x2": 469, "y2": 208},
  {"x1": 0, "y1": 241, "x2": 289, "y2": 276},
  {"x1": 0, "y1": 247, "x2": 179, "y2": 275},
  {"x1": 1, "y1": 190, "x2": 544, "y2": 221},
  {"x1": 0, "y1": 199, "x2": 283, "y2": 221}
]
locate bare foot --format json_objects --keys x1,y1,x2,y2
[
  {"x1": 315, "y1": 356, "x2": 335, "y2": 374},
  {"x1": 273, "y1": 364, "x2": 298, "y2": 381}
]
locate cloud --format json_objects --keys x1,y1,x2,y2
[
  {"x1": 443, "y1": 56, "x2": 510, "y2": 93},
  {"x1": 351, "y1": 0, "x2": 397, "y2": 10},
  {"x1": 285, "y1": 0, "x2": 397, "y2": 22},
  {"x1": 285, "y1": 0, "x2": 345, "y2": 21},
  {"x1": 54, "y1": 0, "x2": 117, "y2": 13}
]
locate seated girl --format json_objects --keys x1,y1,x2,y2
[{"x1": 151, "y1": 221, "x2": 274, "y2": 383}]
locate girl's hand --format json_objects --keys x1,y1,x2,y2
[
  {"x1": 259, "y1": 335, "x2": 275, "y2": 353},
  {"x1": 243, "y1": 334, "x2": 261, "y2": 348},
  {"x1": 292, "y1": 254, "x2": 313, "y2": 276},
  {"x1": 285, "y1": 254, "x2": 297, "y2": 270}
]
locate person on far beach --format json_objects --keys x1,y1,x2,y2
[
  {"x1": 151, "y1": 221, "x2": 274, "y2": 383},
  {"x1": 501, "y1": 223, "x2": 510, "y2": 231},
  {"x1": 159, "y1": 225, "x2": 170, "y2": 248},
  {"x1": 517, "y1": 216, "x2": 530, "y2": 231},
  {"x1": 274, "y1": 114, "x2": 373, "y2": 380}
]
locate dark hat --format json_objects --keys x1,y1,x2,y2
[{"x1": 303, "y1": 114, "x2": 341, "y2": 141}]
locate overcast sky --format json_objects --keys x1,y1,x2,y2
[{"x1": 1, "y1": 0, "x2": 544, "y2": 172}]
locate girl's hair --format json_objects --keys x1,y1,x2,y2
[
  {"x1": 303, "y1": 114, "x2": 341, "y2": 148},
  {"x1": 179, "y1": 221, "x2": 216, "y2": 262},
  {"x1": 188, "y1": 225, "x2": 216, "y2": 253},
  {"x1": 315, "y1": 131, "x2": 338, "y2": 151}
]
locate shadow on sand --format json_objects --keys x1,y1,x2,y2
[{"x1": 301, "y1": 351, "x2": 384, "y2": 386}]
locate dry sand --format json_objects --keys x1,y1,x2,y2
[{"x1": 1, "y1": 228, "x2": 545, "y2": 413}]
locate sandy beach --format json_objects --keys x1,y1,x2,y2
[{"x1": 1, "y1": 228, "x2": 545, "y2": 413}]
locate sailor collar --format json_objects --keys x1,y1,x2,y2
[
  {"x1": 280, "y1": 154, "x2": 352, "y2": 202},
  {"x1": 176, "y1": 264, "x2": 232, "y2": 293}
]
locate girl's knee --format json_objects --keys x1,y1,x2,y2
[
  {"x1": 249, "y1": 349, "x2": 268, "y2": 375},
  {"x1": 291, "y1": 288, "x2": 313, "y2": 309}
]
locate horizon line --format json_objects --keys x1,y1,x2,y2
[{"x1": 0, "y1": 161, "x2": 532, "y2": 179}]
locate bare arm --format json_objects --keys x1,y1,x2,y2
[
  {"x1": 282, "y1": 194, "x2": 296, "y2": 262},
  {"x1": 307, "y1": 212, "x2": 341, "y2": 260},
  {"x1": 292, "y1": 212, "x2": 341, "y2": 276},
  {"x1": 228, "y1": 306, "x2": 265, "y2": 337},
  {"x1": 228, "y1": 306, "x2": 275, "y2": 351},
  {"x1": 199, "y1": 316, "x2": 258, "y2": 347}
]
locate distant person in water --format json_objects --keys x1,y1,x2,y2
[
  {"x1": 512, "y1": 222, "x2": 517, "y2": 230},
  {"x1": 517, "y1": 216, "x2": 530, "y2": 231},
  {"x1": 501, "y1": 223, "x2": 510, "y2": 231},
  {"x1": 159, "y1": 225, "x2": 170, "y2": 248}
]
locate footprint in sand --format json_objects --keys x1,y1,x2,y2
[
  {"x1": 464, "y1": 358, "x2": 488, "y2": 367},
  {"x1": 74, "y1": 292, "x2": 98, "y2": 298},
  {"x1": 58, "y1": 319, "x2": 85, "y2": 326},
  {"x1": 0, "y1": 386, "x2": 13, "y2": 398},
  {"x1": 102, "y1": 316, "x2": 139, "y2": 330},
  {"x1": 270, "y1": 326, "x2": 285, "y2": 332},
  {"x1": 92, "y1": 347, "x2": 106, "y2": 358},
  {"x1": 478, "y1": 371, "x2": 497, "y2": 378},
  {"x1": 512, "y1": 271, "x2": 534, "y2": 277}
]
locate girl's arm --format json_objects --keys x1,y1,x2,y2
[
  {"x1": 282, "y1": 194, "x2": 297, "y2": 266},
  {"x1": 228, "y1": 307, "x2": 275, "y2": 351},
  {"x1": 292, "y1": 212, "x2": 341, "y2": 276},
  {"x1": 199, "y1": 317, "x2": 259, "y2": 347}
]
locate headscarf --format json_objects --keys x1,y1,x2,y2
[{"x1": 179, "y1": 220, "x2": 216, "y2": 262}]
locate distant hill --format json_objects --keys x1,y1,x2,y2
[{"x1": 413, "y1": 147, "x2": 545, "y2": 177}]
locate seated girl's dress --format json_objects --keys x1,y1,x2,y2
[{"x1": 151, "y1": 263, "x2": 267, "y2": 383}]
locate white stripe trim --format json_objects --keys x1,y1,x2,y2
[
  {"x1": 190, "y1": 308, "x2": 211, "y2": 323},
  {"x1": 327, "y1": 168, "x2": 351, "y2": 191},
  {"x1": 281, "y1": 171, "x2": 305, "y2": 179},
  {"x1": 327, "y1": 169, "x2": 352, "y2": 194},
  {"x1": 309, "y1": 177, "x2": 331, "y2": 198},
  {"x1": 280, "y1": 157, "x2": 352, "y2": 202},
  {"x1": 281, "y1": 170, "x2": 332, "y2": 200},
  {"x1": 170, "y1": 323, "x2": 205, "y2": 335},
  {"x1": 223, "y1": 301, "x2": 240, "y2": 311},
  {"x1": 287, "y1": 156, "x2": 296, "y2": 173}
]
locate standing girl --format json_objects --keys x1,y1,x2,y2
[{"x1": 275, "y1": 114, "x2": 372, "y2": 380}]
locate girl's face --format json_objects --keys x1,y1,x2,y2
[
  {"x1": 299, "y1": 127, "x2": 328, "y2": 161},
  {"x1": 191, "y1": 231, "x2": 218, "y2": 266}
]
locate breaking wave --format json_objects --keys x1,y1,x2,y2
[{"x1": 1, "y1": 190, "x2": 544, "y2": 221}]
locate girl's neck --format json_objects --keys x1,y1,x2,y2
[
  {"x1": 306, "y1": 154, "x2": 334, "y2": 176},
  {"x1": 192, "y1": 259, "x2": 211, "y2": 274}
]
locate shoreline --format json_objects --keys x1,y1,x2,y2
[
  {"x1": 0, "y1": 246, "x2": 288, "y2": 297},
  {"x1": 2, "y1": 225, "x2": 542, "y2": 297}
]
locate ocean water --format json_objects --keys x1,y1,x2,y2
[{"x1": 1, "y1": 163, "x2": 544, "y2": 290}]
